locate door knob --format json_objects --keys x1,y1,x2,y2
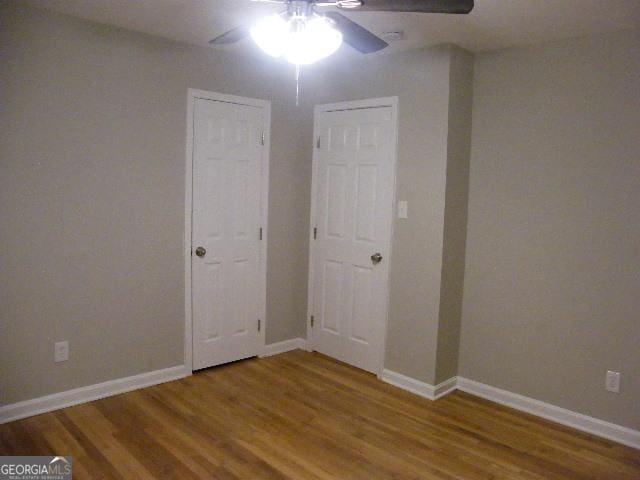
[
  {"x1": 371, "y1": 252, "x2": 383, "y2": 265},
  {"x1": 195, "y1": 246, "x2": 206, "y2": 258}
]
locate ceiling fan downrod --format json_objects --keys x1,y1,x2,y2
[{"x1": 288, "y1": 0, "x2": 314, "y2": 16}]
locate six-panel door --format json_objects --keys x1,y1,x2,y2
[
  {"x1": 192, "y1": 98, "x2": 263, "y2": 370},
  {"x1": 312, "y1": 106, "x2": 395, "y2": 374}
]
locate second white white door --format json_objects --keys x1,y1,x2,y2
[
  {"x1": 309, "y1": 99, "x2": 397, "y2": 374},
  {"x1": 191, "y1": 95, "x2": 267, "y2": 370}
]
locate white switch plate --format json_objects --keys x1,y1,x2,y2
[
  {"x1": 54, "y1": 341, "x2": 69, "y2": 363},
  {"x1": 605, "y1": 370, "x2": 620, "y2": 393},
  {"x1": 398, "y1": 201, "x2": 408, "y2": 219}
]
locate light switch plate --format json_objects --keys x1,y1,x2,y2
[
  {"x1": 398, "y1": 201, "x2": 408, "y2": 219},
  {"x1": 605, "y1": 370, "x2": 620, "y2": 393}
]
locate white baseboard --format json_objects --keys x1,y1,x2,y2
[
  {"x1": 380, "y1": 369, "x2": 457, "y2": 401},
  {"x1": 380, "y1": 370, "x2": 639, "y2": 449},
  {"x1": 457, "y1": 377, "x2": 640, "y2": 450},
  {"x1": 4, "y1": 356, "x2": 636, "y2": 450},
  {"x1": 0, "y1": 365, "x2": 189, "y2": 424},
  {"x1": 260, "y1": 338, "x2": 307, "y2": 357},
  {"x1": 433, "y1": 376, "x2": 458, "y2": 400}
]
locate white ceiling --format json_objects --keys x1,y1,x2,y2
[{"x1": 28, "y1": 0, "x2": 640, "y2": 55}]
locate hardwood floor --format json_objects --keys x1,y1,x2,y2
[{"x1": 1, "y1": 350, "x2": 638, "y2": 479}]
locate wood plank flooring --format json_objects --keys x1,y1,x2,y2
[{"x1": 1, "y1": 350, "x2": 638, "y2": 479}]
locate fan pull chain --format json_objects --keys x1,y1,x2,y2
[{"x1": 295, "y1": 64, "x2": 301, "y2": 107}]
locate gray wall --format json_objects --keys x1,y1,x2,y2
[
  {"x1": 435, "y1": 47, "x2": 474, "y2": 384},
  {"x1": 460, "y1": 30, "x2": 640, "y2": 430},
  {"x1": 0, "y1": 3, "x2": 310, "y2": 405}
]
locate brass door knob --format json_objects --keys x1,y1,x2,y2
[
  {"x1": 371, "y1": 252, "x2": 383, "y2": 265},
  {"x1": 195, "y1": 246, "x2": 206, "y2": 258}
]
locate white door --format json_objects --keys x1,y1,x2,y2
[
  {"x1": 191, "y1": 95, "x2": 267, "y2": 370},
  {"x1": 309, "y1": 99, "x2": 397, "y2": 374}
]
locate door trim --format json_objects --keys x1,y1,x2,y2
[
  {"x1": 184, "y1": 89, "x2": 271, "y2": 372},
  {"x1": 306, "y1": 96, "x2": 399, "y2": 377}
]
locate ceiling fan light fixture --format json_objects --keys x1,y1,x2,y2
[{"x1": 250, "y1": 13, "x2": 343, "y2": 65}]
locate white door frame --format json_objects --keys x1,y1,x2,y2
[
  {"x1": 184, "y1": 88, "x2": 271, "y2": 372},
  {"x1": 306, "y1": 96, "x2": 399, "y2": 377}
]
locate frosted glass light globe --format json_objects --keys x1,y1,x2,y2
[
  {"x1": 250, "y1": 14, "x2": 342, "y2": 65},
  {"x1": 285, "y1": 17, "x2": 343, "y2": 65},
  {"x1": 250, "y1": 15, "x2": 289, "y2": 58}
]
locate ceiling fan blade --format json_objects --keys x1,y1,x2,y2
[
  {"x1": 340, "y1": 0, "x2": 474, "y2": 14},
  {"x1": 209, "y1": 26, "x2": 250, "y2": 45},
  {"x1": 324, "y1": 12, "x2": 388, "y2": 54}
]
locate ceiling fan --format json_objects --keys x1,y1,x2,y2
[{"x1": 209, "y1": 0, "x2": 474, "y2": 65}]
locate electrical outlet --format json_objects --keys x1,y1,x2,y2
[
  {"x1": 54, "y1": 341, "x2": 69, "y2": 363},
  {"x1": 398, "y1": 201, "x2": 408, "y2": 219},
  {"x1": 605, "y1": 370, "x2": 620, "y2": 393}
]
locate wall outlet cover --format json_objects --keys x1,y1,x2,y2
[
  {"x1": 54, "y1": 341, "x2": 69, "y2": 363},
  {"x1": 398, "y1": 201, "x2": 408, "y2": 219}
]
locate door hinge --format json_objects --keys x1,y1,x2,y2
[
  {"x1": 313, "y1": 227, "x2": 317, "y2": 240},
  {"x1": 310, "y1": 315, "x2": 314, "y2": 327},
  {"x1": 260, "y1": 131, "x2": 265, "y2": 146},
  {"x1": 316, "y1": 136, "x2": 321, "y2": 149},
  {"x1": 259, "y1": 227, "x2": 263, "y2": 240},
  {"x1": 258, "y1": 319, "x2": 261, "y2": 331}
]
